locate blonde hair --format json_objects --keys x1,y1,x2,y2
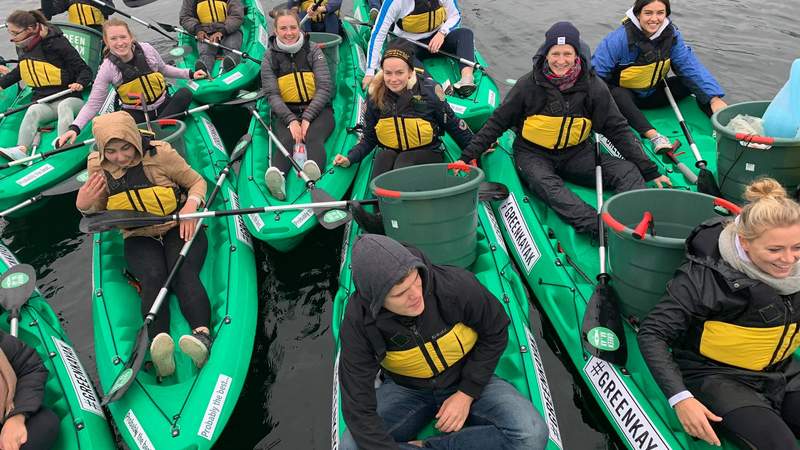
[
  {"x1": 101, "y1": 18, "x2": 135, "y2": 57},
  {"x1": 736, "y1": 178, "x2": 800, "y2": 241}
]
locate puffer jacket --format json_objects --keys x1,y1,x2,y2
[{"x1": 0, "y1": 331, "x2": 49, "y2": 423}]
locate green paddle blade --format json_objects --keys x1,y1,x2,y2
[
  {"x1": 581, "y1": 280, "x2": 628, "y2": 366},
  {"x1": 41, "y1": 169, "x2": 89, "y2": 197},
  {"x1": 229, "y1": 133, "x2": 252, "y2": 163},
  {"x1": 227, "y1": 90, "x2": 264, "y2": 107},
  {"x1": 310, "y1": 187, "x2": 352, "y2": 230},
  {"x1": 101, "y1": 325, "x2": 150, "y2": 405},
  {"x1": 0, "y1": 264, "x2": 36, "y2": 317},
  {"x1": 169, "y1": 46, "x2": 187, "y2": 58}
]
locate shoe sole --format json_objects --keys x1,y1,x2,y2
[
  {"x1": 303, "y1": 163, "x2": 321, "y2": 181},
  {"x1": 179, "y1": 335, "x2": 209, "y2": 368},
  {"x1": 454, "y1": 84, "x2": 477, "y2": 98},
  {"x1": 265, "y1": 171, "x2": 286, "y2": 201},
  {"x1": 150, "y1": 335, "x2": 175, "y2": 377}
]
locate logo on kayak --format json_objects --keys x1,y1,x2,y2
[
  {"x1": 323, "y1": 209, "x2": 348, "y2": 225},
  {"x1": 198, "y1": 374, "x2": 232, "y2": 440},
  {"x1": 586, "y1": 327, "x2": 620, "y2": 351},
  {"x1": 76, "y1": 170, "x2": 89, "y2": 183},
  {"x1": 109, "y1": 368, "x2": 133, "y2": 394},
  {"x1": 498, "y1": 192, "x2": 541, "y2": 273},
  {"x1": 124, "y1": 409, "x2": 155, "y2": 450},
  {"x1": 52, "y1": 338, "x2": 105, "y2": 418},
  {"x1": 1, "y1": 272, "x2": 28, "y2": 289},
  {"x1": 16, "y1": 164, "x2": 54, "y2": 187}
]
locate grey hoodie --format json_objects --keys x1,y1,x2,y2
[{"x1": 179, "y1": 0, "x2": 244, "y2": 35}]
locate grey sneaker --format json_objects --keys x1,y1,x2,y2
[
  {"x1": 649, "y1": 134, "x2": 672, "y2": 152},
  {"x1": 222, "y1": 55, "x2": 237, "y2": 74},
  {"x1": 179, "y1": 330, "x2": 213, "y2": 369},
  {"x1": 265, "y1": 167, "x2": 286, "y2": 200},
  {"x1": 303, "y1": 160, "x2": 321, "y2": 181},
  {"x1": 150, "y1": 333, "x2": 175, "y2": 377},
  {"x1": 453, "y1": 79, "x2": 476, "y2": 97}
]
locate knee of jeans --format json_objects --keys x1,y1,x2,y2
[{"x1": 504, "y1": 404, "x2": 550, "y2": 450}]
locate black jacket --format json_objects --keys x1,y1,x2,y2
[
  {"x1": 41, "y1": 0, "x2": 115, "y2": 20},
  {"x1": 339, "y1": 239, "x2": 509, "y2": 450},
  {"x1": 639, "y1": 218, "x2": 800, "y2": 408},
  {"x1": 0, "y1": 331, "x2": 49, "y2": 423},
  {"x1": 0, "y1": 25, "x2": 93, "y2": 101},
  {"x1": 461, "y1": 42, "x2": 659, "y2": 181}
]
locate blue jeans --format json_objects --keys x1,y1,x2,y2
[{"x1": 340, "y1": 376, "x2": 549, "y2": 450}]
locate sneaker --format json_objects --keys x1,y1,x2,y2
[
  {"x1": 453, "y1": 79, "x2": 476, "y2": 97},
  {"x1": 649, "y1": 133, "x2": 672, "y2": 152},
  {"x1": 222, "y1": 55, "x2": 237, "y2": 74},
  {"x1": 194, "y1": 60, "x2": 209, "y2": 74},
  {"x1": 150, "y1": 333, "x2": 175, "y2": 377},
  {"x1": 179, "y1": 330, "x2": 213, "y2": 369},
  {"x1": 303, "y1": 160, "x2": 322, "y2": 181},
  {"x1": 265, "y1": 167, "x2": 287, "y2": 201},
  {"x1": 369, "y1": 7, "x2": 379, "y2": 24}
]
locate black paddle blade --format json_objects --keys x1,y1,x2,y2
[
  {"x1": 696, "y1": 168, "x2": 722, "y2": 197},
  {"x1": 157, "y1": 22, "x2": 178, "y2": 33},
  {"x1": 581, "y1": 280, "x2": 628, "y2": 366},
  {"x1": 349, "y1": 200, "x2": 385, "y2": 235},
  {"x1": 309, "y1": 188, "x2": 351, "y2": 230},
  {"x1": 101, "y1": 325, "x2": 149, "y2": 405},
  {"x1": 41, "y1": 170, "x2": 88, "y2": 197},
  {"x1": 80, "y1": 210, "x2": 166, "y2": 233},
  {"x1": 478, "y1": 182, "x2": 509, "y2": 201},
  {"x1": 229, "y1": 134, "x2": 252, "y2": 163},
  {"x1": 0, "y1": 264, "x2": 37, "y2": 315}
]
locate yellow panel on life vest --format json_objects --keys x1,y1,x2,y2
[
  {"x1": 19, "y1": 59, "x2": 63, "y2": 88},
  {"x1": 521, "y1": 114, "x2": 592, "y2": 150},
  {"x1": 375, "y1": 116, "x2": 435, "y2": 151},
  {"x1": 700, "y1": 321, "x2": 800, "y2": 371},
  {"x1": 399, "y1": 5, "x2": 446, "y2": 33},
  {"x1": 67, "y1": 2, "x2": 105, "y2": 26},
  {"x1": 277, "y1": 71, "x2": 316, "y2": 103},
  {"x1": 116, "y1": 72, "x2": 167, "y2": 105},
  {"x1": 619, "y1": 58, "x2": 672, "y2": 90},
  {"x1": 196, "y1": 0, "x2": 228, "y2": 25},
  {"x1": 107, "y1": 185, "x2": 180, "y2": 216},
  {"x1": 300, "y1": 0, "x2": 329, "y2": 22},
  {"x1": 380, "y1": 323, "x2": 477, "y2": 378}
]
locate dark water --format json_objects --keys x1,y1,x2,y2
[{"x1": 0, "y1": 0, "x2": 797, "y2": 448}]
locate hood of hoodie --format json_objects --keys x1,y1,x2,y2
[
  {"x1": 351, "y1": 234, "x2": 430, "y2": 319},
  {"x1": 625, "y1": 7, "x2": 671, "y2": 41},
  {"x1": 91, "y1": 111, "x2": 145, "y2": 168},
  {"x1": 532, "y1": 38, "x2": 593, "y2": 87}
]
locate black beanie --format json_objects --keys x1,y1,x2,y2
[{"x1": 544, "y1": 21, "x2": 580, "y2": 53}]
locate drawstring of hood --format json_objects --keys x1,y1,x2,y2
[
  {"x1": 625, "y1": 7, "x2": 670, "y2": 40},
  {"x1": 275, "y1": 32, "x2": 305, "y2": 54}
]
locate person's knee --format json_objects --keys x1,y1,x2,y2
[
  {"x1": 509, "y1": 404, "x2": 550, "y2": 450},
  {"x1": 608, "y1": 162, "x2": 646, "y2": 191},
  {"x1": 172, "y1": 88, "x2": 193, "y2": 104}
]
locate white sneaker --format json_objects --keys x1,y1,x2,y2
[
  {"x1": 150, "y1": 333, "x2": 175, "y2": 377},
  {"x1": 0, "y1": 145, "x2": 28, "y2": 161},
  {"x1": 649, "y1": 134, "x2": 672, "y2": 152},
  {"x1": 303, "y1": 160, "x2": 321, "y2": 181},
  {"x1": 265, "y1": 167, "x2": 286, "y2": 201}
]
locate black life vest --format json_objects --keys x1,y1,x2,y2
[
  {"x1": 612, "y1": 19, "x2": 675, "y2": 90},
  {"x1": 270, "y1": 39, "x2": 316, "y2": 104},
  {"x1": 520, "y1": 81, "x2": 593, "y2": 150},
  {"x1": 104, "y1": 141, "x2": 182, "y2": 216},
  {"x1": 396, "y1": 0, "x2": 446, "y2": 34},
  {"x1": 375, "y1": 82, "x2": 439, "y2": 151},
  {"x1": 108, "y1": 44, "x2": 167, "y2": 106}
]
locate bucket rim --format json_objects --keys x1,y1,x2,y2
[
  {"x1": 308, "y1": 32, "x2": 343, "y2": 48},
  {"x1": 711, "y1": 100, "x2": 800, "y2": 145},
  {"x1": 370, "y1": 163, "x2": 485, "y2": 200}
]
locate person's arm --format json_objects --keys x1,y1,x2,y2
[
  {"x1": 365, "y1": 0, "x2": 403, "y2": 76},
  {"x1": 460, "y1": 77, "x2": 527, "y2": 162},
  {"x1": 435, "y1": 90, "x2": 473, "y2": 150},
  {"x1": 260, "y1": 51, "x2": 299, "y2": 126},
  {"x1": 0, "y1": 66, "x2": 21, "y2": 90},
  {"x1": 438, "y1": 0, "x2": 461, "y2": 35},
  {"x1": 669, "y1": 28, "x2": 725, "y2": 104},
  {"x1": 141, "y1": 43, "x2": 190, "y2": 80},
  {"x1": 71, "y1": 62, "x2": 115, "y2": 131},
  {"x1": 2, "y1": 334, "x2": 47, "y2": 420},
  {"x1": 301, "y1": 46, "x2": 332, "y2": 124},
  {"x1": 179, "y1": 0, "x2": 202, "y2": 34},
  {"x1": 592, "y1": 27, "x2": 626, "y2": 82},
  {"x1": 346, "y1": 100, "x2": 379, "y2": 164},
  {"x1": 222, "y1": 0, "x2": 245, "y2": 35}
]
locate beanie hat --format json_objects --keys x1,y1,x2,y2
[
  {"x1": 381, "y1": 40, "x2": 415, "y2": 68},
  {"x1": 543, "y1": 21, "x2": 580, "y2": 53}
]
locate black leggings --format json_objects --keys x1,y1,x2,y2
[
  {"x1": 370, "y1": 146, "x2": 443, "y2": 181},
  {"x1": 123, "y1": 88, "x2": 194, "y2": 125},
  {"x1": 408, "y1": 28, "x2": 475, "y2": 72},
  {"x1": 270, "y1": 107, "x2": 334, "y2": 174},
  {"x1": 719, "y1": 392, "x2": 800, "y2": 449},
  {"x1": 124, "y1": 227, "x2": 211, "y2": 339},
  {"x1": 20, "y1": 407, "x2": 59, "y2": 450}
]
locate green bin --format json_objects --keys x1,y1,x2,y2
[
  {"x1": 603, "y1": 189, "x2": 737, "y2": 321},
  {"x1": 309, "y1": 32, "x2": 342, "y2": 96},
  {"x1": 371, "y1": 163, "x2": 484, "y2": 268},
  {"x1": 56, "y1": 22, "x2": 103, "y2": 73},
  {"x1": 712, "y1": 101, "x2": 800, "y2": 202}
]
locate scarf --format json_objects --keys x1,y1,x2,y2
[
  {"x1": 718, "y1": 223, "x2": 800, "y2": 295},
  {"x1": 0, "y1": 349, "x2": 16, "y2": 419},
  {"x1": 275, "y1": 33, "x2": 305, "y2": 54},
  {"x1": 543, "y1": 57, "x2": 582, "y2": 91},
  {"x1": 15, "y1": 24, "x2": 43, "y2": 52}
]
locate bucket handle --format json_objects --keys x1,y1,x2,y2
[
  {"x1": 713, "y1": 197, "x2": 742, "y2": 215},
  {"x1": 602, "y1": 211, "x2": 654, "y2": 239},
  {"x1": 601, "y1": 212, "x2": 625, "y2": 233},
  {"x1": 374, "y1": 187, "x2": 402, "y2": 198},
  {"x1": 157, "y1": 119, "x2": 178, "y2": 127},
  {"x1": 734, "y1": 133, "x2": 774, "y2": 145},
  {"x1": 447, "y1": 161, "x2": 472, "y2": 173}
]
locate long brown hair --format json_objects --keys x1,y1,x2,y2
[
  {"x1": 101, "y1": 18, "x2": 135, "y2": 58},
  {"x1": 6, "y1": 9, "x2": 49, "y2": 29}
]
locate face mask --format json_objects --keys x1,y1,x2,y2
[{"x1": 10, "y1": 26, "x2": 38, "y2": 49}]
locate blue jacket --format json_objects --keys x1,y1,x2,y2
[{"x1": 592, "y1": 22, "x2": 724, "y2": 104}]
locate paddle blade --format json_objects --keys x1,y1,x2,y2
[
  {"x1": 41, "y1": 170, "x2": 88, "y2": 197},
  {"x1": 310, "y1": 188, "x2": 351, "y2": 230},
  {"x1": 228, "y1": 90, "x2": 264, "y2": 107},
  {"x1": 0, "y1": 264, "x2": 36, "y2": 316},
  {"x1": 349, "y1": 200, "x2": 385, "y2": 235},
  {"x1": 101, "y1": 325, "x2": 149, "y2": 405},
  {"x1": 581, "y1": 280, "x2": 628, "y2": 366},
  {"x1": 229, "y1": 133, "x2": 252, "y2": 163},
  {"x1": 80, "y1": 210, "x2": 167, "y2": 233},
  {"x1": 157, "y1": 22, "x2": 178, "y2": 33},
  {"x1": 478, "y1": 182, "x2": 509, "y2": 201},
  {"x1": 696, "y1": 168, "x2": 722, "y2": 197}
]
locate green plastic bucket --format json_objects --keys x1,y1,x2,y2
[
  {"x1": 309, "y1": 32, "x2": 342, "y2": 95},
  {"x1": 712, "y1": 101, "x2": 800, "y2": 202},
  {"x1": 602, "y1": 189, "x2": 740, "y2": 321},
  {"x1": 56, "y1": 22, "x2": 103, "y2": 72},
  {"x1": 371, "y1": 163, "x2": 484, "y2": 268}
]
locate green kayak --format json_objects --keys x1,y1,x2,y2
[
  {"x1": 331, "y1": 137, "x2": 564, "y2": 450},
  {"x1": 236, "y1": 22, "x2": 363, "y2": 252},
  {"x1": 0, "y1": 83, "x2": 21, "y2": 114},
  {"x1": 0, "y1": 244, "x2": 116, "y2": 450},
  {"x1": 350, "y1": 0, "x2": 500, "y2": 131},
  {"x1": 173, "y1": 0, "x2": 268, "y2": 104},
  {"x1": 91, "y1": 112, "x2": 257, "y2": 449},
  {"x1": 0, "y1": 23, "x2": 109, "y2": 218},
  {"x1": 477, "y1": 97, "x2": 752, "y2": 449}
]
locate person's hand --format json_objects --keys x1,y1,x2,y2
[
  {"x1": 361, "y1": 74, "x2": 373, "y2": 91},
  {"x1": 710, "y1": 97, "x2": 727, "y2": 113},
  {"x1": 333, "y1": 154, "x2": 350, "y2": 167},
  {"x1": 307, "y1": 4, "x2": 325, "y2": 19},
  {"x1": 192, "y1": 69, "x2": 208, "y2": 80},
  {"x1": 288, "y1": 120, "x2": 303, "y2": 144},
  {"x1": 674, "y1": 398, "x2": 722, "y2": 446},
  {"x1": 209, "y1": 32, "x2": 223, "y2": 44},
  {"x1": 197, "y1": 30, "x2": 208, "y2": 41},
  {"x1": 0, "y1": 414, "x2": 28, "y2": 450},
  {"x1": 435, "y1": 391, "x2": 473, "y2": 433},
  {"x1": 0, "y1": 66, "x2": 10, "y2": 76},
  {"x1": 68, "y1": 82, "x2": 83, "y2": 92},
  {"x1": 76, "y1": 172, "x2": 107, "y2": 211},
  {"x1": 652, "y1": 174, "x2": 673, "y2": 189},
  {"x1": 178, "y1": 198, "x2": 200, "y2": 241},
  {"x1": 300, "y1": 119, "x2": 311, "y2": 140},
  {"x1": 428, "y1": 31, "x2": 446, "y2": 54},
  {"x1": 58, "y1": 129, "x2": 78, "y2": 147}
]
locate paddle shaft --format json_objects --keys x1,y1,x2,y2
[
  {"x1": 662, "y1": 150, "x2": 698, "y2": 183},
  {"x1": 164, "y1": 24, "x2": 261, "y2": 64},
  {"x1": 130, "y1": 200, "x2": 370, "y2": 223},
  {"x1": 594, "y1": 135, "x2": 607, "y2": 275},
  {"x1": 662, "y1": 82, "x2": 707, "y2": 168},
  {"x1": 91, "y1": 0, "x2": 177, "y2": 42},
  {"x1": 0, "y1": 88, "x2": 74, "y2": 120},
  {"x1": 248, "y1": 107, "x2": 315, "y2": 186},
  {"x1": 299, "y1": 0, "x2": 325, "y2": 27},
  {"x1": 0, "y1": 138, "x2": 95, "y2": 169}
]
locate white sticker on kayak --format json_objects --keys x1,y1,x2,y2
[
  {"x1": 52, "y1": 338, "x2": 105, "y2": 418},
  {"x1": 223, "y1": 71, "x2": 243, "y2": 85},
  {"x1": 339, "y1": 221, "x2": 351, "y2": 275},
  {"x1": 198, "y1": 374, "x2": 232, "y2": 440},
  {"x1": 124, "y1": 410, "x2": 155, "y2": 450},
  {"x1": 201, "y1": 117, "x2": 225, "y2": 154},
  {"x1": 482, "y1": 202, "x2": 507, "y2": 255},
  {"x1": 498, "y1": 192, "x2": 540, "y2": 273},
  {"x1": 228, "y1": 189, "x2": 253, "y2": 248},
  {"x1": 745, "y1": 162, "x2": 755, "y2": 172},
  {"x1": 526, "y1": 328, "x2": 562, "y2": 449},
  {"x1": 356, "y1": 46, "x2": 367, "y2": 73},
  {"x1": 292, "y1": 208, "x2": 314, "y2": 228},
  {"x1": 488, "y1": 89, "x2": 496, "y2": 107},
  {"x1": 447, "y1": 102, "x2": 467, "y2": 115},
  {"x1": 597, "y1": 133, "x2": 623, "y2": 159},
  {"x1": 583, "y1": 356, "x2": 671, "y2": 450},
  {"x1": 16, "y1": 164, "x2": 54, "y2": 187},
  {"x1": 331, "y1": 351, "x2": 341, "y2": 450},
  {"x1": 0, "y1": 244, "x2": 19, "y2": 269},
  {"x1": 258, "y1": 26, "x2": 268, "y2": 49},
  {"x1": 187, "y1": 80, "x2": 199, "y2": 91},
  {"x1": 247, "y1": 208, "x2": 265, "y2": 232},
  {"x1": 100, "y1": 89, "x2": 117, "y2": 114}
]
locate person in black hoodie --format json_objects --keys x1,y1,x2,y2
[
  {"x1": 0, "y1": 331, "x2": 59, "y2": 450},
  {"x1": 639, "y1": 178, "x2": 800, "y2": 449},
  {"x1": 338, "y1": 234, "x2": 548, "y2": 450},
  {"x1": 0, "y1": 10, "x2": 92, "y2": 153},
  {"x1": 460, "y1": 21, "x2": 670, "y2": 238},
  {"x1": 40, "y1": 0, "x2": 115, "y2": 32}
]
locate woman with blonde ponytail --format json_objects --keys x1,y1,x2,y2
[{"x1": 639, "y1": 178, "x2": 800, "y2": 449}]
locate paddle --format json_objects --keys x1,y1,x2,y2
[
  {"x1": 0, "y1": 138, "x2": 95, "y2": 170},
  {"x1": 245, "y1": 104, "x2": 351, "y2": 230},
  {"x1": 662, "y1": 81, "x2": 720, "y2": 196},
  {"x1": 127, "y1": 93, "x2": 153, "y2": 132},
  {"x1": 101, "y1": 133, "x2": 252, "y2": 404},
  {"x1": 656, "y1": 140, "x2": 698, "y2": 184},
  {"x1": 581, "y1": 134, "x2": 628, "y2": 366},
  {"x1": 0, "y1": 88, "x2": 74, "y2": 121},
  {"x1": 158, "y1": 89, "x2": 264, "y2": 121},
  {"x1": 90, "y1": 0, "x2": 177, "y2": 42},
  {"x1": 298, "y1": 0, "x2": 325, "y2": 27},
  {"x1": 0, "y1": 169, "x2": 88, "y2": 217},
  {"x1": 0, "y1": 264, "x2": 37, "y2": 337},
  {"x1": 156, "y1": 23, "x2": 262, "y2": 64}
]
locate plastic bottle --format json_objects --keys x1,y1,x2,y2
[
  {"x1": 763, "y1": 58, "x2": 800, "y2": 139},
  {"x1": 293, "y1": 143, "x2": 307, "y2": 166}
]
